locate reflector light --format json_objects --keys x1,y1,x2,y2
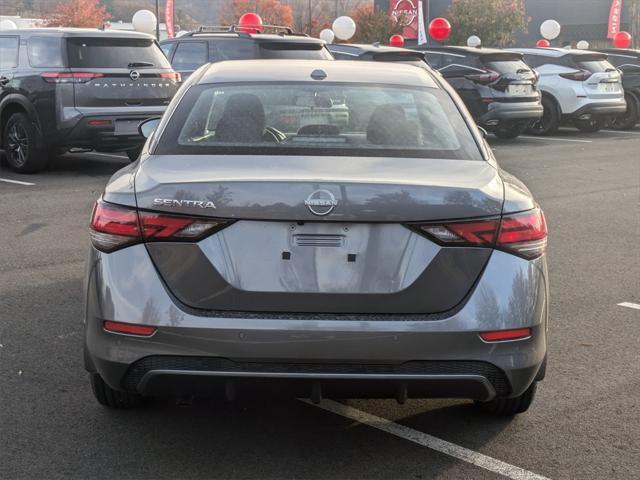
[
  {"x1": 103, "y1": 321, "x2": 157, "y2": 336},
  {"x1": 90, "y1": 200, "x2": 230, "y2": 252},
  {"x1": 88, "y1": 119, "x2": 113, "y2": 126},
  {"x1": 480, "y1": 328, "x2": 532, "y2": 342}
]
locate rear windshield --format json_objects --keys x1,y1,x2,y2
[
  {"x1": 155, "y1": 82, "x2": 482, "y2": 160},
  {"x1": 573, "y1": 55, "x2": 615, "y2": 73},
  {"x1": 66, "y1": 37, "x2": 171, "y2": 68},
  {"x1": 258, "y1": 42, "x2": 332, "y2": 60},
  {"x1": 482, "y1": 55, "x2": 531, "y2": 74}
]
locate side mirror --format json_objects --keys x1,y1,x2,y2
[{"x1": 138, "y1": 117, "x2": 162, "y2": 139}]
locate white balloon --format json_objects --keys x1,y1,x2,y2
[
  {"x1": 467, "y1": 35, "x2": 481, "y2": 48},
  {"x1": 332, "y1": 16, "x2": 356, "y2": 41},
  {"x1": 540, "y1": 19, "x2": 561, "y2": 40},
  {"x1": 319, "y1": 28, "x2": 335, "y2": 44},
  {"x1": 576, "y1": 40, "x2": 589, "y2": 50},
  {"x1": 0, "y1": 19, "x2": 18, "y2": 30},
  {"x1": 132, "y1": 10, "x2": 157, "y2": 35}
]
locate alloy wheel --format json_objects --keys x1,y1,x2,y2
[{"x1": 6, "y1": 123, "x2": 29, "y2": 167}]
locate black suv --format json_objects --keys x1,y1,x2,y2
[
  {"x1": 418, "y1": 46, "x2": 543, "y2": 139},
  {"x1": 0, "y1": 28, "x2": 180, "y2": 173},
  {"x1": 160, "y1": 25, "x2": 332, "y2": 79},
  {"x1": 592, "y1": 48, "x2": 640, "y2": 130}
]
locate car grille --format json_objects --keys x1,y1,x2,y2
[{"x1": 123, "y1": 356, "x2": 511, "y2": 396}]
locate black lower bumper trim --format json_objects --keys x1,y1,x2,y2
[{"x1": 123, "y1": 356, "x2": 512, "y2": 400}]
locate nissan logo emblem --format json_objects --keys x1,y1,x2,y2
[
  {"x1": 129, "y1": 70, "x2": 140, "y2": 81},
  {"x1": 304, "y1": 189, "x2": 338, "y2": 216}
]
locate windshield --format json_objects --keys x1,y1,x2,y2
[
  {"x1": 156, "y1": 82, "x2": 482, "y2": 160},
  {"x1": 66, "y1": 37, "x2": 171, "y2": 68}
]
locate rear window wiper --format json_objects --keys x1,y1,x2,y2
[{"x1": 128, "y1": 61, "x2": 155, "y2": 68}]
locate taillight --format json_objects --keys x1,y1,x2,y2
[
  {"x1": 160, "y1": 72, "x2": 181, "y2": 82},
  {"x1": 465, "y1": 70, "x2": 500, "y2": 84},
  {"x1": 90, "y1": 200, "x2": 230, "y2": 252},
  {"x1": 559, "y1": 70, "x2": 592, "y2": 81},
  {"x1": 408, "y1": 208, "x2": 547, "y2": 260},
  {"x1": 41, "y1": 72, "x2": 104, "y2": 83}
]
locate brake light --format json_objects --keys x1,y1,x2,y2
[
  {"x1": 90, "y1": 200, "x2": 230, "y2": 252},
  {"x1": 160, "y1": 72, "x2": 181, "y2": 82},
  {"x1": 465, "y1": 70, "x2": 500, "y2": 84},
  {"x1": 41, "y1": 72, "x2": 104, "y2": 83},
  {"x1": 480, "y1": 328, "x2": 531, "y2": 342},
  {"x1": 103, "y1": 321, "x2": 157, "y2": 336},
  {"x1": 408, "y1": 208, "x2": 547, "y2": 259},
  {"x1": 559, "y1": 70, "x2": 592, "y2": 81}
]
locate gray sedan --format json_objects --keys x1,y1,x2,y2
[{"x1": 84, "y1": 60, "x2": 548, "y2": 415}]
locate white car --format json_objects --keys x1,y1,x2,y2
[{"x1": 510, "y1": 48, "x2": 626, "y2": 134}]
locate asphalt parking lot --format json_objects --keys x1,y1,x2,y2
[{"x1": 1, "y1": 127, "x2": 639, "y2": 480}]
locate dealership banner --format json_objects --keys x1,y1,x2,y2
[
  {"x1": 390, "y1": 0, "x2": 419, "y2": 40},
  {"x1": 607, "y1": 0, "x2": 622, "y2": 39},
  {"x1": 165, "y1": 0, "x2": 175, "y2": 38}
]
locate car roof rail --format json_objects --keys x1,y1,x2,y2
[{"x1": 186, "y1": 24, "x2": 308, "y2": 37}]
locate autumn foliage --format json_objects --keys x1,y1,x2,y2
[
  {"x1": 219, "y1": 0, "x2": 294, "y2": 28},
  {"x1": 447, "y1": 0, "x2": 528, "y2": 47},
  {"x1": 348, "y1": 6, "x2": 403, "y2": 44},
  {"x1": 46, "y1": 0, "x2": 111, "y2": 28}
]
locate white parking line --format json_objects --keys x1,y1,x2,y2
[
  {"x1": 601, "y1": 130, "x2": 640, "y2": 135},
  {"x1": 0, "y1": 177, "x2": 35, "y2": 186},
  {"x1": 618, "y1": 302, "x2": 640, "y2": 311},
  {"x1": 519, "y1": 136, "x2": 592, "y2": 143},
  {"x1": 302, "y1": 399, "x2": 550, "y2": 480}
]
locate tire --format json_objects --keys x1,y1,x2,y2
[
  {"x1": 493, "y1": 122, "x2": 527, "y2": 139},
  {"x1": 573, "y1": 116, "x2": 605, "y2": 133},
  {"x1": 610, "y1": 93, "x2": 639, "y2": 130},
  {"x1": 474, "y1": 382, "x2": 537, "y2": 416},
  {"x1": 2, "y1": 112, "x2": 49, "y2": 173},
  {"x1": 126, "y1": 146, "x2": 143, "y2": 162},
  {"x1": 528, "y1": 96, "x2": 560, "y2": 136},
  {"x1": 90, "y1": 373, "x2": 143, "y2": 409}
]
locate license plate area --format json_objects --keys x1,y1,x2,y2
[
  {"x1": 597, "y1": 82, "x2": 617, "y2": 93},
  {"x1": 508, "y1": 84, "x2": 533, "y2": 96},
  {"x1": 115, "y1": 119, "x2": 144, "y2": 135}
]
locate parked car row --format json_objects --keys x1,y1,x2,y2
[{"x1": 1, "y1": 25, "x2": 638, "y2": 175}]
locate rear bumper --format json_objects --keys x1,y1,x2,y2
[
  {"x1": 567, "y1": 99, "x2": 627, "y2": 117},
  {"x1": 58, "y1": 107, "x2": 166, "y2": 151},
  {"x1": 84, "y1": 245, "x2": 549, "y2": 400},
  {"x1": 479, "y1": 101, "x2": 543, "y2": 124}
]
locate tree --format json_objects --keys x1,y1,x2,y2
[
  {"x1": 447, "y1": 0, "x2": 528, "y2": 47},
  {"x1": 348, "y1": 5, "x2": 403, "y2": 44},
  {"x1": 46, "y1": 0, "x2": 110, "y2": 28},
  {"x1": 219, "y1": 0, "x2": 294, "y2": 28}
]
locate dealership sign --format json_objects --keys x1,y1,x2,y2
[
  {"x1": 390, "y1": 0, "x2": 419, "y2": 40},
  {"x1": 607, "y1": 0, "x2": 622, "y2": 39}
]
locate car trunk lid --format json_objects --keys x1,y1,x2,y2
[{"x1": 132, "y1": 155, "x2": 502, "y2": 314}]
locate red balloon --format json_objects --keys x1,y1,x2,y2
[
  {"x1": 613, "y1": 31, "x2": 632, "y2": 49},
  {"x1": 536, "y1": 39, "x2": 550, "y2": 48},
  {"x1": 238, "y1": 12, "x2": 263, "y2": 33},
  {"x1": 428, "y1": 18, "x2": 451, "y2": 42},
  {"x1": 389, "y1": 34, "x2": 404, "y2": 47}
]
